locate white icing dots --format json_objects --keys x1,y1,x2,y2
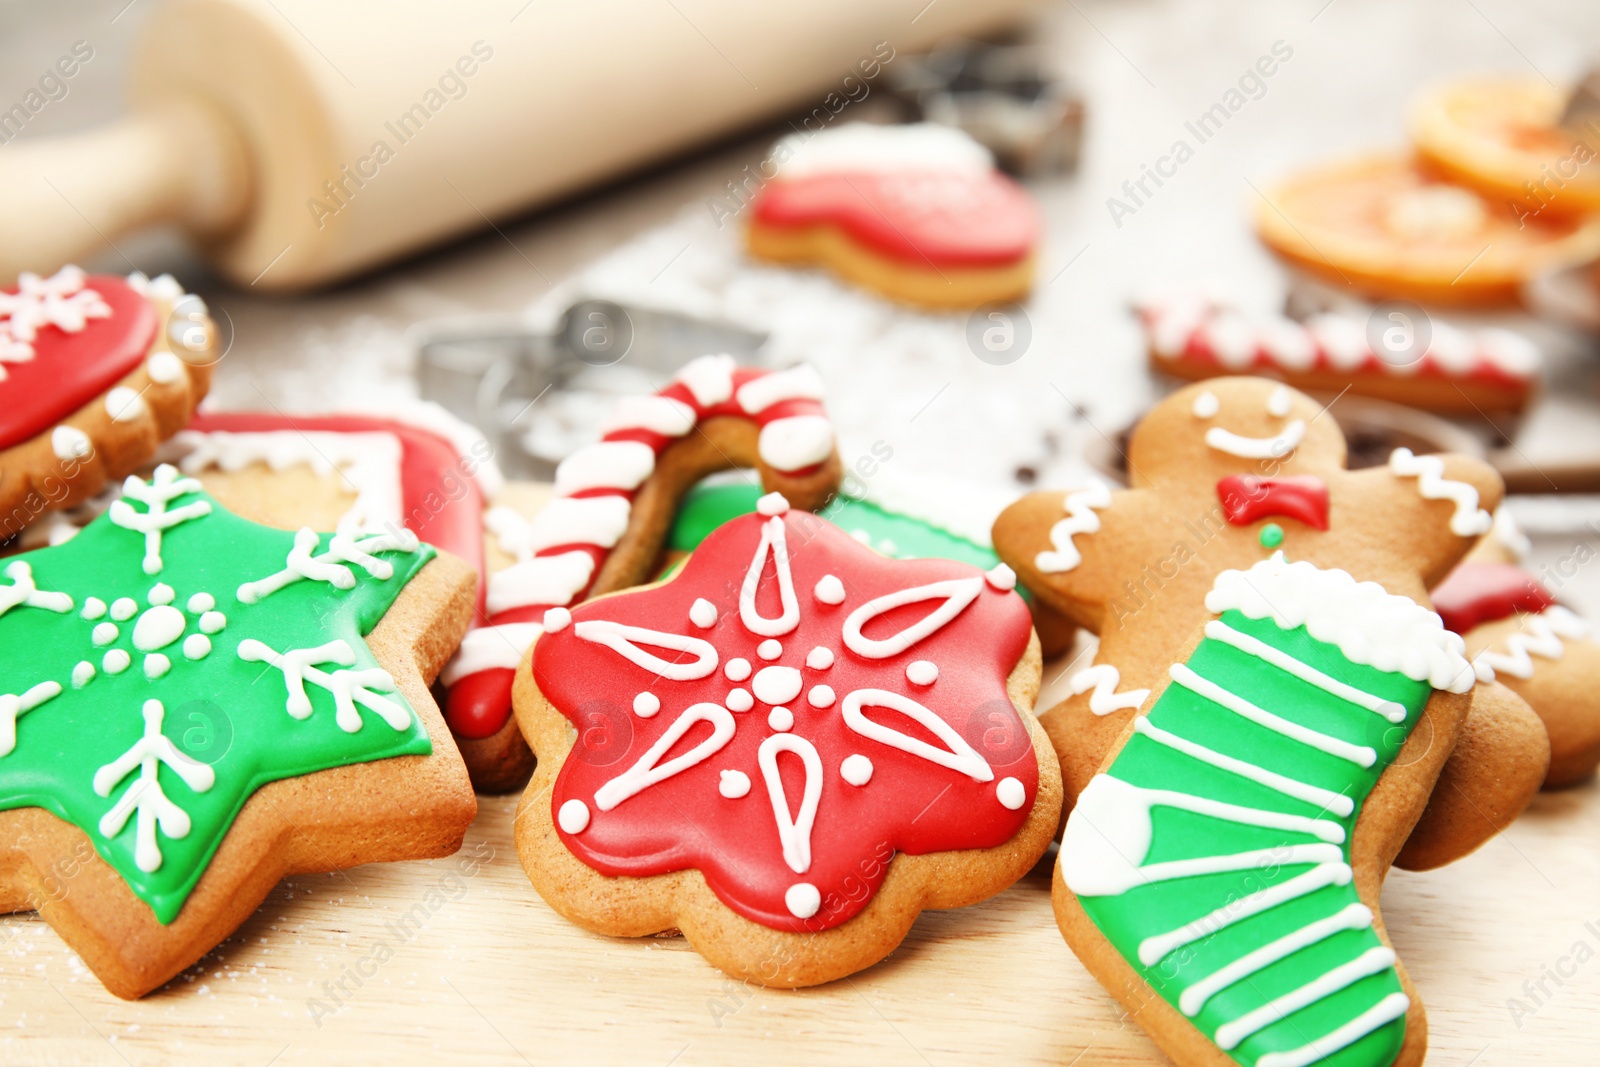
[
  {"x1": 768, "y1": 706, "x2": 794, "y2": 731},
  {"x1": 840, "y1": 754, "x2": 874, "y2": 786},
  {"x1": 633, "y1": 691, "x2": 661, "y2": 718},
  {"x1": 996, "y1": 777, "x2": 1026, "y2": 810},
  {"x1": 808, "y1": 685, "x2": 836, "y2": 708},
  {"x1": 558, "y1": 799, "x2": 590, "y2": 834},
  {"x1": 757, "y1": 639, "x2": 782, "y2": 661},
  {"x1": 985, "y1": 563, "x2": 1017, "y2": 592},
  {"x1": 785, "y1": 882, "x2": 821, "y2": 919},
  {"x1": 756, "y1": 492, "x2": 791, "y2": 517},
  {"x1": 1267, "y1": 385, "x2": 1294, "y2": 417},
  {"x1": 148, "y1": 583, "x2": 175, "y2": 606},
  {"x1": 689, "y1": 598, "x2": 718, "y2": 629},
  {"x1": 102, "y1": 649, "x2": 131, "y2": 674},
  {"x1": 144, "y1": 653, "x2": 171, "y2": 679},
  {"x1": 719, "y1": 769, "x2": 751, "y2": 798},
  {"x1": 51, "y1": 425, "x2": 91, "y2": 461},
  {"x1": 105, "y1": 386, "x2": 145, "y2": 422},
  {"x1": 814, "y1": 575, "x2": 846, "y2": 605},
  {"x1": 146, "y1": 351, "x2": 185, "y2": 383},
  {"x1": 752, "y1": 665, "x2": 802, "y2": 705},
  {"x1": 110, "y1": 597, "x2": 137, "y2": 621},
  {"x1": 132, "y1": 604, "x2": 185, "y2": 651},
  {"x1": 92, "y1": 622, "x2": 119, "y2": 646},
  {"x1": 187, "y1": 592, "x2": 215, "y2": 613},
  {"x1": 80, "y1": 597, "x2": 106, "y2": 620},
  {"x1": 1192, "y1": 391, "x2": 1220, "y2": 418},
  {"x1": 199, "y1": 610, "x2": 226, "y2": 634},
  {"x1": 805, "y1": 646, "x2": 834, "y2": 670},
  {"x1": 543, "y1": 606, "x2": 572, "y2": 632},
  {"x1": 71, "y1": 661, "x2": 95, "y2": 688},
  {"x1": 182, "y1": 634, "x2": 211, "y2": 661},
  {"x1": 725, "y1": 657, "x2": 752, "y2": 681},
  {"x1": 726, "y1": 688, "x2": 754, "y2": 713},
  {"x1": 906, "y1": 660, "x2": 939, "y2": 686}
]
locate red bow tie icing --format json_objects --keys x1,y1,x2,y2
[
  {"x1": 0, "y1": 266, "x2": 156, "y2": 449},
  {"x1": 1430, "y1": 561, "x2": 1557, "y2": 635},
  {"x1": 535, "y1": 495, "x2": 1036, "y2": 931},
  {"x1": 1216, "y1": 474, "x2": 1330, "y2": 530}
]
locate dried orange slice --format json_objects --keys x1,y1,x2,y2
[{"x1": 1253, "y1": 153, "x2": 1600, "y2": 306}]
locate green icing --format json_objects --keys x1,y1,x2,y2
[
  {"x1": 1074, "y1": 610, "x2": 1425, "y2": 1067},
  {"x1": 669, "y1": 482, "x2": 1007, "y2": 574},
  {"x1": 0, "y1": 473, "x2": 435, "y2": 923}
]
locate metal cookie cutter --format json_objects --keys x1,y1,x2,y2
[
  {"x1": 414, "y1": 298, "x2": 767, "y2": 480},
  {"x1": 887, "y1": 38, "x2": 1085, "y2": 177}
]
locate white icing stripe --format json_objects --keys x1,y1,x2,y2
[
  {"x1": 841, "y1": 576, "x2": 982, "y2": 658},
  {"x1": 759, "y1": 733, "x2": 822, "y2": 874},
  {"x1": 1169, "y1": 663, "x2": 1378, "y2": 767},
  {"x1": 1179, "y1": 903, "x2": 1373, "y2": 1016},
  {"x1": 1207, "y1": 552, "x2": 1475, "y2": 694},
  {"x1": 734, "y1": 363, "x2": 826, "y2": 413},
  {"x1": 1132, "y1": 717, "x2": 1356, "y2": 818},
  {"x1": 439, "y1": 623, "x2": 543, "y2": 684},
  {"x1": 1204, "y1": 621, "x2": 1407, "y2": 723},
  {"x1": 1119, "y1": 843, "x2": 1343, "y2": 889},
  {"x1": 1204, "y1": 419, "x2": 1305, "y2": 459},
  {"x1": 757, "y1": 414, "x2": 834, "y2": 471},
  {"x1": 1034, "y1": 481, "x2": 1110, "y2": 574},
  {"x1": 553, "y1": 440, "x2": 657, "y2": 495},
  {"x1": 1120, "y1": 783, "x2": 1345, "y2": 845},
  {"x1": 1135, "y1": 862, "x2": 1353, "y2": 965},
  {"x1": 0, "y1": 680, "x2": 63, "y2": 757},
  {"x1": 593, "y1": 702, "x2": 735, "y2": 810},
  {"x1": 573, "y1": 619, "x2": 719, "y2": 680},
  {"x1": 1474, "y1": 605, "x2": 1591, "y2": 679},
  {"x1": 599, "y1": 394, "x2": 697, "y2": 436},
  {"x1": 521, "y1": 496, "x2": 633, "y2": 555},
  {"x1": 1255, "y1": 993, "x2": 1410, "y2": 1067},
  {"x1": 674, "y1": 353, "x2": 736, "y2": 406},
  {"x1": 1215, "y1": 946, "x2": 1397, "y2": 1051},
  {"x1": 1069, "y1": 663, "x2": 1150, "y2": 716},
  {"x1": 1388, "y1": 447, "x2": 1493, "y2": 537},
  {"x1": 840, "y1": 689, "x2": 993, "y2": 782},
  {"x1": 739, "y1": 516, "x2": 800, "y2": 637},
  {"x1": 486, "y1": 552, "x2": 595, "y2": 616}
]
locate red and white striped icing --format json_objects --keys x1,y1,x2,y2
[
  {"x1": 1137, "y1": 292, "x2": 1540, "y2": 385},
  {"x1": 441, "y1": 354, "x2": 835, "y2": 739}
]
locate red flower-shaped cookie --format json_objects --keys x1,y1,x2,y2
[{"x1": 523, "y1": 494, "x2": 1048, "y2": 950}]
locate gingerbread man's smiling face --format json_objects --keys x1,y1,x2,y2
[{"x1": 1128, "y1": 378, "x2": 1346, "y2": 488}]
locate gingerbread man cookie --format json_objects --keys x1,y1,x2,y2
[
  {"x1": 991, "y1": 377, "x2": 1548, "y2": 1067},
  {"x1": 0, "y1": 267, "x2": 215, "y2": 537},
  {"x1": 0, "y1": 465, "x2": 476, "y2": 998},
  {"x1": 514, "y1": 495, "x2": 1059, "y2": 986},
  {"x1": 746, "y1": 123, "x2": 1041, "y2": 309},
  {"x1": 1433, "y1": 509, "x2": 1600, "y2": 787}
]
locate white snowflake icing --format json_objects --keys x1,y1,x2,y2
[
  {"x1": 237, "y1": 638, "x2": 413, "y2": 733},
  {"x1": 93, "y1": 700, "x2": 216, "y2": 873},
  {"x1": 235, "y1": 527, "x2": 420, "y2": 604},
  {"x1": 109, "y1": 465, "x2": 213, "y2": 575},
  {"x1": 0, "y1": 265, "x2": 113, "y2": 378}
]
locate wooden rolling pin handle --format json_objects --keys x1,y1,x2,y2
[{"x1": 0, "y1": 98, "x2": 252, "y2": 280}]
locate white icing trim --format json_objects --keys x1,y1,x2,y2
[
  {"x1": 108, "y1": 466, "x2": 212, "y2": 575},
  {"x1": 739, "y1": 516, "x2": 800, "y2": 637},
  {"x1": 1035, "y1": 481, "x2": 1111, "y2": 574},
  {"x1": 1204, "y1": 420, "x2": 1305, "y2": 460},
  {"x1": 599, "y1": 394, "x2": 696, "y2": 436},
  {"x1": 50, "y1": 425, "x2": 92, "y2": 461},
  {"x1": 0, "y1": 680, "x2": 62, "y2": 757},
  {"x1": 441, "y1": 622, "x2": 543, "y2": 684},
  {"x1": 573, "y1": 619, "x2": 719, "y2": 680},
  {"x1": 486, "y1": 552, "x2": 595, "y2": 616},
  {"x1": 1215, "y1": 947, "x2": 1396, "y2": 1051},
  {"x1": 593, "y1": 702, "x2": 735, "y2": 810},
  {"x1": 1170, "y1": 663, "x2": 1377, "y2": 766},
  {"x1": 759, "y1": 733, "x2": 823, "y2": 874},
  {"x1": 1192, "y1": 391, "x2": 1220, "y2": 418},
  {"x1": 1492, "y1": 507, "x2": 1531, "y2": 560},
  {"x1": 674, "y1": 353, "x2": 736, "y2": 406},
  {"x1": 236, "y1": 527, "x2": 418, "y2": 604},
  {"x1": 1254, "y1": 994, "x2": 1410, "y2": 1067},
  {"x1": 1205, "y1": 620, "x2": 1408, "y2": 723},
  {"x1": 1388, "y1": 447, "x2": 1493, "y2": 537},
  {"x1": 91, "y1": 699, "x2": 214, "y2": 872},
  {"x1": 1069, "y1": 664, "x2": 1150, "y2": 716},
  {"x1": 736, "y1": 363, "x2": 827, "y2": 414},
  {"x1": 514, "y1": 497, "x2": 633, "y2": 557},
  {"x1": 1474, "y1": 605, "x2": 1591, "y2": 679},
  {"x1": 840, "y1": 577, "x2": 982, "y2": 658},
  {"x1": 840, "y1": 689, "x2": 993, "y2": 781},
  {"x1": 237, "y1": 638, "x2": 410, "y2": 733},
  {"x1": 1179, "y1": 903, "x2": 1372, "y2": 1017},
  {"x1": 1206, "y1": 552, "x2": 1476, "y2": 693},
  {"x1": 553, "y1": 440, "x2": 657, "y2": 495},
  {"x1": 0, "y1": 560, "x2": 73, "y2": 617},
  {"x1": 1137, "y1": 862, "x2": 1353, "y2": 965},
  {"x1": 758, "y1": 415, "x2": 834, "y2": 471}
]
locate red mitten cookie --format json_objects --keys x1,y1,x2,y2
[
  {"x1": 746, "y1": 123, "x2": 1040, "y2": 309},
  {"x1": 0, "y1": 267, "x2": 215, "y2": 536},
  {"x1": 514, "y1": 495, "x2": 1059, "y2": 986}
]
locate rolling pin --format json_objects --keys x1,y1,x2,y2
[{"x1": 0, "y1": 0, "x2": 1037, "y2": 291}]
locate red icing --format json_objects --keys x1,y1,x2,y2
[
  {"x1": 752, "y1": 170, "x2": 1039, "y2": 269},
  {"x1": 446, "y1": 668, "x2": 515, "y2": 740},
  {"x1": 1216, "y1": 475, "x2": 1330, "y2": 530},
  {"x1": 536, "y1": 508, "x2": 1036, "y2": 932},
  {"x1": 0, "y1": 275, "x2": 157, "y2": 450},
  {"x1": 450, "y1": 363, "x2": 834, "y2": 740},
  {"x1": 1432, "y1": 561, "x2": 1556, "y2": 634}
]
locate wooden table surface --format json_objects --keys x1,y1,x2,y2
[{"x1": 6, "y1": 0, "x2": 1600, "y2": 1063}]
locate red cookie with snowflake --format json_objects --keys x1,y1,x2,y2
[
  {"x1": 0, "y1": 266, "x2": 216, "y2": 537},
  {"x1": 512, "y1": 492, "x2": 1060, "y2": 986}
]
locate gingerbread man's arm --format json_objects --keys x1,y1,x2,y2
[{"x1": 1343, "y1": 451, "x2": 1504, "y2": 587}]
